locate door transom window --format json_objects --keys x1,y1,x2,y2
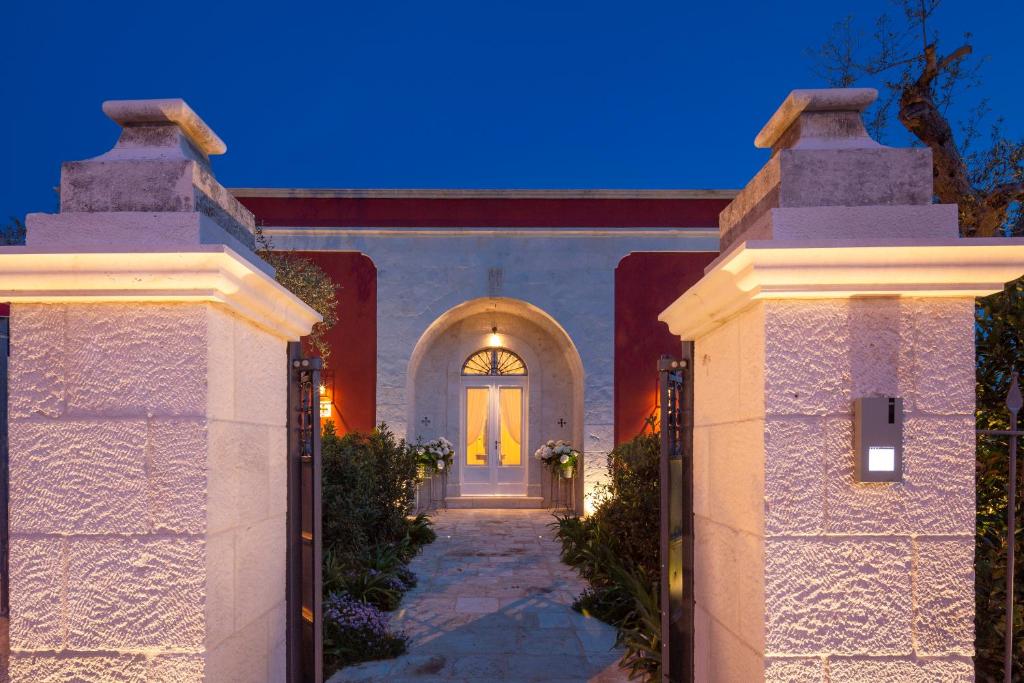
[{"x1": 461, "y1": 348, "x2": 527, "y2": 376}]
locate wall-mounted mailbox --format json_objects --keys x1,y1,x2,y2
[{"x1": 854, "y1": 396, "x2": 903, "y2": 483}]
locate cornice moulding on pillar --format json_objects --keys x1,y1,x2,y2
[
  {"x1": 659, "y1": 238, "x2": 1024, "y2": 339},
  {"x1": 0, "y1": 245, "x2": 322, "y2": 340}
]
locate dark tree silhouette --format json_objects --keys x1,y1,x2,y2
[{"x1": 811, "y1": 0, "x2": 1022, "y2": 238}]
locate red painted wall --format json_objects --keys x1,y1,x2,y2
[
  {"x1": 238, "y1": 196, "x2": 724, "y2": 228},
  {"x1": 614, "y1": 252, "x2": 718, "y2": 445},
  {"x1": 292, "y1": 251, "x2": 377, "y2": 435}
]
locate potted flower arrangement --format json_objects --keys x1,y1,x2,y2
[
  {"x1": 415, "y1": 437, "x2": 454, "y2": 479},
  {"x1": 533, "y1": 440, "x2": 580, "y2": 479}
]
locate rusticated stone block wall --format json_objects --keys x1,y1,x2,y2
[
  {"x1": 6, "y1": 303, "x2": 287, "y2": 682},
  {"x1": 692, "y1": 303, "x2": 767, "y2": 681},
  {"x1": 693, "y1": 297, "x2": 975, "y2": 682}
]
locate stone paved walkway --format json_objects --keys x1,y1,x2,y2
[{"x1": 328, "y1": 509, "x2": 630, "y2": 683}]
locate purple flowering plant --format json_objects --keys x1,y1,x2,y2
[{"x1": 323, "y1": 591, "x2": 407, "y2": 670}]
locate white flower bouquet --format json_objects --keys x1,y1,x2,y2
[
  {"x1": 415, "y1": 437, "x2": 454, "y2": 478},
  {"x1": 533, "y1": 439, "x2": 580, "y2": 478}
]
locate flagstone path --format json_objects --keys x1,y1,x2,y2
[{"x1": 327, "y1": 509, "x2": 630, "y2": 683}]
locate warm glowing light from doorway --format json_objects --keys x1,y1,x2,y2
[{"x1": 487, "y1": 325, "x2": 502, "y2": 349}]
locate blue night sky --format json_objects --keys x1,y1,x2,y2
[{"x1": 3, "y1": 1, "x2": 1022, "y2": 220}]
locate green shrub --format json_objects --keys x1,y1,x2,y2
[
  {"x1": 333, "y1": 567, "x2": 404, "y2": 612},
  {"x1": 321, "y1": 422, "x2": 419, "y2": 557},
  {"x1": 320, "y1": 422, "x2": 435, "y2": 676},
  {"x1": 553, "y1": 431, "x2": 662, "y2": 681},
  {"x1": 975, "y1": 278, "x2": 1024, "y2": 680},
  {"x1": 587, "y1": 432, "x2": 661, "y2": 579},
  {"x1": 407, "y1": 512, "x2": 438, "y2": 548}
]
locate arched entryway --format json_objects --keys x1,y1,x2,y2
[{"x1": 406, "y1": 298, "x2": 584, "y2": 506}]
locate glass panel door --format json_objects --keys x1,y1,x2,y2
[
  {"x1": 465, "y1": 387, "x2": 489, "y2": 467},
  {"x1": 461, "y1": 382, "x2": 527, "y2": 496},
  {"x1": 497, "y1": 387, "x2": 522, "y2": 466}
]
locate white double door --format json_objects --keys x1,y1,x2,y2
[{"x1": 461, "y1": 377, "x2": 527, "y2": 496}]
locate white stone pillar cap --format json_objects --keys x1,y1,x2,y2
[
  {"x1": 0, "y1": 244, "x2": 321, "y2": 340},
  {"x1": 102, "y1": 98, "x2": 227, "y2": 156},
  {"x1": 659, "y1": 238, "x2": 1024, "y2": 339},
  {"x1": 754, "y1": 88, "x2": 878, "y2": 149}
]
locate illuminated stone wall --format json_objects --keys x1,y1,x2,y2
[
  {"x1": 658, "y1": 88, "x2": 1017, "y2": 682},
  {"x1": 6, "y1": 303, "x2": 290, "y2": 681},
  {"x1": 688, "y1": 298, "x2": 975, "y2": 680},
  {"x1": 2, "y1": 99, "x2": 318, "y2": 682}
]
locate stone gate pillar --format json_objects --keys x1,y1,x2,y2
[
  {"x1": 659, "y1": 89, "x2": 1024, "y2": 681},
  {"x1": 0, "y1": 100, "x2": 320, "y2": 681}
]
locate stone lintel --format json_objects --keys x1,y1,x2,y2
[
  {"x1": 658, "y1": 237, "x2": 1024, "y2": 339},
  {"x1": 0, "y1": 244, "x2": 321, "y2": 340},
  {"x1": 103, "y1": 98, "x2": 227, "y2": 157}
]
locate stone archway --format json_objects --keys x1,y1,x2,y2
[{"x1": 406, "y1": 298, "x2": 584, "y2": 507}]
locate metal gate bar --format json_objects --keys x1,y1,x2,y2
[
  {"x1": 980, "y1": 370, "x2": 1023, "y2": 683},
  {"x1": 287, "y1": 342, "x2": 323, "y2": 683},
  {"x1": 659, "y1": 346, "x2": 694, "y2": 683}
]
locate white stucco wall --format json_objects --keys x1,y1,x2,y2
[
  {"x1": 270, "y1": 228, "x2": 717, "y2": 499},
  {"x1": 408, "y1": 302, "x2": 582, "y2": 502}
]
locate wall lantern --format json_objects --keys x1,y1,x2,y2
[
  {"x1": 319, "y1": 383, "x2": 331, "y2": 418},
  {"x1": 319, "y1": 370, "x2": 335, "y2": 420},
  {"x1": 487, "y1": 325, "x2": 502, "y2": 349},
  {"x1": 854, "y1": 396, "x2": 903, "y2": 482}
]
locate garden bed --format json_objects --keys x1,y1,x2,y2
[
  {"x1": 321, "y1": 423, "x2": 437, "y2": 676},
  {"x1": 553, "y1": 431, "x2": 662, "y2": 682}
]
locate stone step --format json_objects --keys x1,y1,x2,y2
[{"x1": 444, "y1": 496, "x2": 546, "y2": 509}]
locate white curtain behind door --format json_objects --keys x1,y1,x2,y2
[
  {"x1": 498, "y1": 387, "x2": 522, "y2": 465},
  {"x1": 465, "y1": 387, "x2": 489, "y2": 465}
]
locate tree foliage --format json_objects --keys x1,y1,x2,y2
[
  {"x1": 255, "y1": 223, "x2": 340, "y2": 366},
  {"x1": 976, "y1": 280, "x2": 1024, "y2": 682},
  {"x1": 811, "y1": 0, "x2": 1023, "y2": 238},
  {"x1": 1, "y1": 217, "x2": 26, "y2": 245}
]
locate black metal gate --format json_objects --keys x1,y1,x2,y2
[
  {"x1": 979, "y1": 370, "x2": 1023, "y2": 683},
  {"x1": 658, "y1": 346, "x2": 694, "y2": 683},
  {"x1": 286, "y1": 342, "x2": 323, "y2": 683}
]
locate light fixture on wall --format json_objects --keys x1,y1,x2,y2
[
  {"x1": 488, "y1": 325, "x2": 502, "y2": 349},
  {"x1": 853, "y1": 396, "x2": 903, "y2": 482},
  {"x1": 319, "y1": 372, "x2": 334, "y2": 419}
]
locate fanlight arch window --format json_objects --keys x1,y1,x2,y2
[{"x1": 461, "y1": 348, "x2": 527, "y2": 376}]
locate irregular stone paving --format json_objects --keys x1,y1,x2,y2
[{"x1": 328, "y1": 509, "x2": 630, "y2": 683}]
